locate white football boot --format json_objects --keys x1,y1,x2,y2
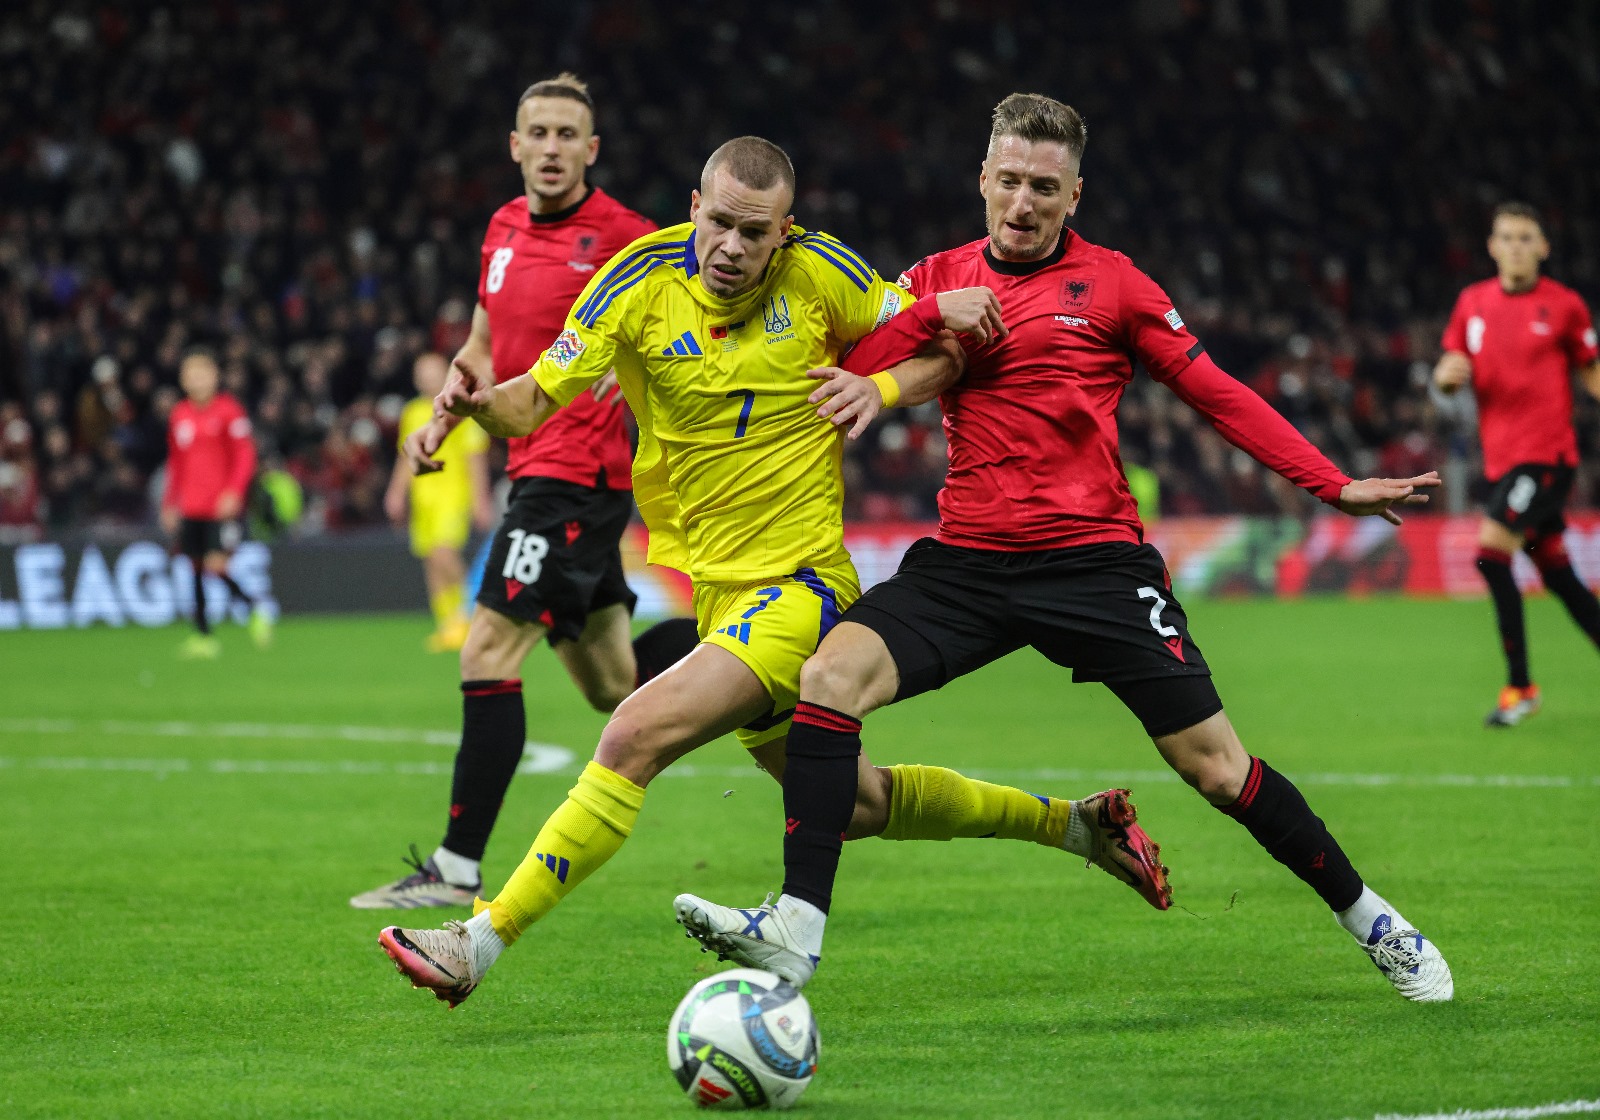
[
  {"x1": 1358, "y1": 913, "x2": 1453, "y2": 1002},
  {"x1": 377, "y1": 920, "x2": 483, "y2": 1007},
  {"x1": 351, "y1": 845, "x2": 479, "y2": 910},
  {"x1": 673, "y1": 892, "x2": 820, "y2": 988}
]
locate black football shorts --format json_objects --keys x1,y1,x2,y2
[
  {"x1": 1484, "y1": 462, "x2": 1574, "y2": 537},
  {"x1": 842, "y1": 538, "x2": 1223, "y2": 738},
  {"x1": 476, "y1": 477, "x2": 638, "y2": 644},
  {"x1": 178, "y1": 517, "x2": 243, "y2": 558}
]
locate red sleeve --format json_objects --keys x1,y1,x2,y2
[
  {"x1": 1166, "y1": 353, "x2": 1353, "y2": 505},
  {"x1": 1441, "y1": 289, "x2": 1470, "y2": 354},
  {"x1": 838, "y1": 297, "x2": 946, "y2": 376},
  {"x1": 222, "y1": 401, "x2": 257, "y2": 500},
  {"x1": 1563, "y1": 293, "x2": 1599, "y2": 367},
  {"x1": 477, "y1": 223, "x2": 493, "y2": 304},
  {"x1": 163, "y1": 415, "x2": 184, "y2": 512},
  {"x1": 1118, "y1": 260, "x2": 1205, "y2": 382}
]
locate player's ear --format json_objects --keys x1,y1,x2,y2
[
  {"x1": 585, "y1": 133, "x2": 600, "y2": 168},
  {"x1": 689, "y1": 189, "x2": 701, "y2": 222},
  {"x1": 1065, "y1": 176, "x2": 1084, "y2": 218},
  {"x1": 778, "y1": 215, "x2": 794, "y2": 239},
  {"x1": 978, "y1": 161, "x2": 988, "y2": 198},
  {"x1": 509, "y1": 130, "x2": 521, "y2": 164}
]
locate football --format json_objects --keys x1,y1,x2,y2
[{"x1": 667, "y1": 968, "x2": 820, "y2": 1110}]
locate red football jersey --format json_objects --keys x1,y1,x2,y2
[
  {"x1": 1441, "y1": 275, "x2": 1599, "y2": 480},
  {"x1": 163, "y1": 393, "x2": 256, "y2": 518},
  {"x1": 478, "y1": 188, "x2": 656, "y2": 488},
  {"x1": 899, "y1": 231, "x2": 1208, "y2": 550}
]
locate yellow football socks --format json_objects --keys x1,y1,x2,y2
[
  {"x1": 430, "y1": 583, "x2": 465, "y2": 630},
  {"x1": 879, "y1": 764, "x2": 1069, "y2": 848},
  {"x1": 477, "y1": 760, "x2": 645, "y2": 944}
]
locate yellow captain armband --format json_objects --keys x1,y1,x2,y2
[{"x1": 868, "y1": 371, "x2": 901, "y2": 409}]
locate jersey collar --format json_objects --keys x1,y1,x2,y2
[
  {"x1": 684, "y1": 232, "x2": 700, "y2": 277},
  {"x1": 982, "y1": 228, "x2": 1071, "y2": 276},
  {"x1": 528, "y1": 186, "x2": 595, "y2": 225}
]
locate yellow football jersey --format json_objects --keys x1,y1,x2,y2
[
  {"x1": 399, "y1": 397, "x2": 489, "y2": 510},
  {"x1": 528, "y1": 222, "x2": 913, "y2": 583}
]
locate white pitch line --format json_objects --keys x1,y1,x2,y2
[
  {"x1": 0, "y1": 717, "x2": 572, "y2": 772},
  {"x1": 0, "y1": 718, "x2": 1597, "y2": 789},
  {"x1": 1357, "y1": 1099, "x2": 1600, "y2": 1120}
]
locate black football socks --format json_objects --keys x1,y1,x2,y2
[
  {"x1": 779, "y1": 702, "x2": 863, "y2": 913},
  {"x1": 188, "y1": 558, "x2": 211, "y2": 634},
  {"x1": 1219, "y1": 756, "x2": 1364, "y2": 912},
  {"x1": 632, "y1": 617, "x2": 701, "y2": 686},
  {"x1": 1476, "y1": 547, "x2": 1530, "y2": 687},
  {"x1": 441, "y1": 679, "x2": 526, "y2": 863}
]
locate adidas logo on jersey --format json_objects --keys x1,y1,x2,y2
[{"x1": 662, "y1": 331, "x2": 703, "y2": 357}]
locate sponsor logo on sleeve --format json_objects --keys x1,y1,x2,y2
[
  {"x1": 896, "y1": 272, "x2": 913, "y2": 290},
  {"x1": 874, "y1": 289, "x2": 903, "y2": 329},
  {"x1": 546, "y1": 329, "x2": 585, "y2": 368},
  {"x1": 1582, "y1": 327, "x2": 1596, "y2": 349},
  {"x1": 1164, "y1": 308, "x2": 1185, "y2": 330}
]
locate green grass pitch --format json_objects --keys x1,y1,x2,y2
[{"x1": 1, "y1": 597, "x2": 1596, "y2": 1119}]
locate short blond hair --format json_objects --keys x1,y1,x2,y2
[
  {"x1": 701, "y1": 136, "x2": 796, "y2": 196},
  {"x1": 988, "y1": 93, "x2": 1087, "y2": 163}
]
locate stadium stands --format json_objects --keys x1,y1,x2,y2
[{"x1": 1, "y1": 0, "x2": 1596, "y2": 537}]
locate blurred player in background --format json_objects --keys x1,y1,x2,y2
[
  {"x1": 680, "y1": 93, "x2": 1454, "y2": 1003},
  {"x1": 385, "y1": 352, "x2": 494, "y2": 653},
  {"x1": 1435, "y1": 202, "x2": 1600, "y2": 727},
  {"x1": 374, "y1": 136, "x2": 1166, "y2": 1008},
  {"x1": 352, "y1": 75, "x2": 700, "y2": 910},
  {"x1": 161, "y1": 348, "x2": 270, "y2": 659}
]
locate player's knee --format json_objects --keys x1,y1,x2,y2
[
  {"x1": 581, "y1": 677, "x2": 632, "y2": 714},
  {"x1": 593, "y1": 709, "x2": 672, "y2": 785},
  {"x1": 798, "y1": 649, "x2": 873, "y2": 717}
]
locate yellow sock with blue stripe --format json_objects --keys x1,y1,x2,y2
[
  {"x1": 878, "y1": 764, "x2": 1069, "y2": 847},
  {"x1": 476, "y1": 760, "x2": 645, "y2": 945}
]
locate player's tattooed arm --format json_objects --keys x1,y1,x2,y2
[
  {"x1": 438, "y1": 361, "x2": 559, "y2": 438},
  {"x1": 1433, "y1": 350, "x2": 1472, "y2": 393},
  {"x1": 809, "y1": 333, "x2": 965, "y2": 440}
]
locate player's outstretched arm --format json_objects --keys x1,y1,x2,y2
[
  {"x1": 1433, "y1": 350, "x2": 1472, "y2": 394},
  {"x1": 1336, "y1": 473, "x2": 1441, "y2": 526},
  {"x1": 810, "y1": 334, "x2": 966, "y2": 439}
]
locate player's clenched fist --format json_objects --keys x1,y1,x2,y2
[{"x1": 935, "y1": 286, "x2": 1008, "y2": 345}]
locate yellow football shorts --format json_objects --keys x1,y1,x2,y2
[
  {"x1": 694, "y1": 559, "x2": 862, "y2": 749},
  {"x1": 409, "y1": 497, "x2": 472, "y2": 559}
]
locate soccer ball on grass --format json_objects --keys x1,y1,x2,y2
[{"x1": 667, "y1": 968, "x2": 819, "y2": 1110}]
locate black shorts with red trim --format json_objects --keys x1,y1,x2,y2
[
  {"x1": 841, "y1": 538, "x2": 1222, "y2": 738},
  {"x1": 475, "y1": 477, "x2": 638, "y2": 645},
  {"x1": 1484, "y1": 462, "x2": 1574, "y2": 537}
]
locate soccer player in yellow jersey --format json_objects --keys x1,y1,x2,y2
[
  {"x1": 384, "y1": 352, "x2": 494, "y2": 652},
  {"x1": 377, "y1": 137, "x2": 1166, "y2": 1006}
]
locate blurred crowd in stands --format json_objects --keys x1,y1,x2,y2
[{"x1": 2, "y1": 0, "x2": 1597, "y2": 540}]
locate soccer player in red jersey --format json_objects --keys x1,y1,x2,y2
[
  {"x1": 160, "y1": 348, "x2": 267, "y2": 659},
  {"x1": 1434, "y1": 202, "x2": 1600, "y2": 727},
  {"x1": 352, "y1": 75, "x2": 699, "y2": 910},
  {"x1": 679, "y1": 93, "x2": 1454, "y2": 1002}
]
